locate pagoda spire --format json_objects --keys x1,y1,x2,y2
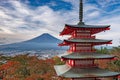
[
  {"x1": 79, "y1": 0, "x2": 83, "y2": 22},
  {"x1": 78, "y1": 0, "x2": 84, "y2": 25}
]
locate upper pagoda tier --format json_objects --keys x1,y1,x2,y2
[
  {"x1": 60, "y1": 24, "x2": 110, "y2": 35},
  {"x1": 59, "y1": 39, "x2": 112, "y2": 46},
  {"x1": 59, "y1": 0, "x2": 110, "y2": 36},
  {"x1": 61, "y1": 52, "x2": 115, "y2": 60}
]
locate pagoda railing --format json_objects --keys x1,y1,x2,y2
[
  {"x1": 71, "y1": 64, "x2": 98, "y2": 68},
  {"x1": 67, "y1": 49, "x2": 96, "y2": 53},
  {"x1": 66, "y1": 60, "x2": 99, "y2": 68},
  {"x1": 68, "y1": 36, "x2": 95, "y2": 40}
]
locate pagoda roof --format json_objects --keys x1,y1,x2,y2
[
  {"x1": 61, "y1": 52, "x2": 114, "y2": 60},
  {"x1": 59, "y1": 39, "x2": 112, "y2": 46},
  {"x1": 54, "y1": 64, "x2": 120, "y2": 78},
  {"x1": 66, "y1": 24, "x2": 110, "y2": 28},
  {"x1": 60, "y1": 24, "x2": 110, "y2": 35},
  {"x1": 65, "y1": 39, "x2": 111, "y2": 43}
]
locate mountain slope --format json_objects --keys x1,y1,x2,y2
[
  {"x1": 0, "y1": 33, "x2": 65, "y2": 51},
  {"x1": 26, "y1": 33, "x2": 61, "y2": 43}
]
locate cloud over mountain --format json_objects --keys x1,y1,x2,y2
[
  {"x1": 0, "y1": 0, "x2": 120, "y2": 46},
  {"x1": 0, "y1": 33, "x2": 65, "y2": 51}
]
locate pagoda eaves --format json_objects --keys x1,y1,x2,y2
[
  {"x1": 59, "y1": 39, "x2": 112, "y2": 46},
  {"x1": 61, "y1": 52, "x2": 115, "y2": 60},
  {"x1": 55, "y1": 65, "x2": 119, "y2": 78},
  {"x1": 60, "y1": 24, "x2": 110, "y2": 35}
]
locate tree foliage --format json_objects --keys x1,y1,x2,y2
[
  {"x1": 96, "y1": 47, "x2": 110, "y2": 54},
  {"x1": 0, "y1": 54, "x2": 70, "y2": 80},
  {"x1": 0, "y1": 46, "x2": 119, "y2": 80},
  {"x1": 108, "y1": 46, "x2": 120, "y2": 72},
  {"x1": 96, "y1": 46, "x2": 120, "y2": 72}
]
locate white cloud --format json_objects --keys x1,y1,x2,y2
[
  {"x1": 96, "y1": 0, "x2": 120, "y2": 7},
  {"x1": 0, "y1": 0, "x2": 68, "y2": 44},
  {"x1": 87, "y1": 11, "x2": 100, "y2": 18},
  {"x1": 0, "y1": 0, "x2": 120, "y2": 46},
  {"x1": 0, "y1": 10, "x2": 10, "y2": 19},
  {"x1": 9, "y1": 0, "x2": 30, "y2": 15},
  {"x1": 48, "y1": 1, "x2": 57, "y2": 7}
]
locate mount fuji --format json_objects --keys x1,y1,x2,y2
[{"x1": 0, "y1": 33, "x2": 66, "y2": 51}]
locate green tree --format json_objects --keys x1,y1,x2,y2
[
  {"x1": 96, "y1": 47, "x2": 110, "y2": 54},
  {"x1": 108, "y1": 46, "x2": 120, "y2": 72}
]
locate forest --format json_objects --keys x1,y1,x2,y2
[{"x1": 0, "y1": 46, "x2": 120, "y2": 80}]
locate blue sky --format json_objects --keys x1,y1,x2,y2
[{"x1": 0, "y1": 0, "x2": 120, "y2": 46}]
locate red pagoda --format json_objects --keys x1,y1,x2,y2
[{"x1": 54, "y1": 0, "x2": 120, "y2": 80}]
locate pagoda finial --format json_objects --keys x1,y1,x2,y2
[
  {"x1": 79, "y1": 0, "x2": 83, "y2": 22},
  {"x1": 78, "y1": 0, "x2": 84, "y2": 25}
]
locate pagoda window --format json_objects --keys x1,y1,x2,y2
[
  {"x1": 74, "y1": 60, "x2": 94, "y2": 66},
  {"x1": 75, "y1": 44, "x2": 92, "y2": 52},
  {"x1": 68, "y1": 44, "x2": 77, "y2": 52},
  {"x1": 76, "y1": 43, "x2": 91, "y2": 46},
  {"x1": 76, "y1": 46, "x2": 91, "y2": 50},
  {"x1": 72, "y1": 44, "x2": 76, "y2": 51},
  {"x1": 68, "y1": 60, "x2": 74, "y2": 66},
  {"x1": 77, "y1": 33, "x2": 90, "y2": 36},
  {"x1": 74, "y1": 30, "x2": 77, "y2": 37},
  {"x1": 71, "y1": 31, "x2": 74, "y2": 37},
  {"x1": 74, "y1": 30, "x2": 95, "y2": 39},
  {"x1": 76, "y1": 30, "x2": 90, "y2": 33}
]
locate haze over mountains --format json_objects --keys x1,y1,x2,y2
[
  {"x1": 0, "y1": 33, "x2": 112, "y2": 53},
  {"x1": 0, "y1": 33, "x2": 66, "y2": 51}
]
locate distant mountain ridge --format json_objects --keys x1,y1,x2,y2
[
  {"x1": 26, "y1": 33, "x2": 61, "y2": 43},
  {"x1": 0, "y1": 33, "x2": 66, "y2": 51}
]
